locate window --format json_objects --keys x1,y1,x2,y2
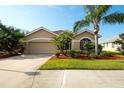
[{"x1": 80, "y1": 38, "x2": 91, "y2": 50}]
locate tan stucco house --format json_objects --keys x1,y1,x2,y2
[{"x1": 25, "y1": 27, "x2": 95, "y2": 54}]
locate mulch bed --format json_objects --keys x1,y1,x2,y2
[
  {"x1": 0, "y1": 54, "x2": 13, "y2": 59},
  {"x1": 0, "y1": 54, "x2": 19, "y2": 59},
  {"x1": 95, "y1": 55, "x2": 124, "y2": 60},
  {"x1": 50, "y1": 54, "x2": 124, "y2": 60}
]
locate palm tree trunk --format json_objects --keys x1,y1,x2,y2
[
  {"x1": 95, "y1": 33, "x2": 98, "y2": 55},
  {"x1": 93, "y1": 19, "x2": 99, "y2": 55}
]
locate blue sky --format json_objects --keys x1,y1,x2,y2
[{"x1": 0, "y1": 5, "x2": 124, "y2": 42}]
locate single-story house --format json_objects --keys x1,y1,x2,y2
[
  {"x1": 101, "y1": 36, "x2": 121, "y2": 51},
  {"x1": 25, "y1": 27, "x2": 95, "y2": 54}
]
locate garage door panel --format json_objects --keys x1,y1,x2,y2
[{"x1": 29, "y1": 42, "x2": 56, "y2": 54}]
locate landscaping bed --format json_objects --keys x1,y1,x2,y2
[
  {"x1": 0, "y1": 54, "x2": 12, "y2": 59},
  {"x1": 0, "y1": 51, "x2": 20, "y2": 59},
  {"x1": 50, "y1": 54, "x2": 124, "y2": 60},
  {"x1": 0, "y1": 52, "x2": 11, "y2": 59},
  {"x1": 0, "y1": 54, "x2": 18, "y2": 59}
]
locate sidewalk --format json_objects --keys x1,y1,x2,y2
[{"x1": 0, "y1": 70, "x2": 124, "y2": 88}]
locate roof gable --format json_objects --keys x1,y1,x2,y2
[
  {"x1": 25, "y1": 27, "x2": 58, "y2": 37},
  {"x1": 75, "y1": 30, "x2": 94, "y2": 37},
  {"x1": 53, "y1": 30, "x2": 64, "y2": 35}
]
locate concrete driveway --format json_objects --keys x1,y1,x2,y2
[
  {"x1": 0, "y1": 55, "x2": 124, "y2": 88},
  {"x1": 0, "y1": 54, "x2": 52, "y2": 88},
  {"x1": 0, "y1": 54, "x2": 52, "y2": 71}
]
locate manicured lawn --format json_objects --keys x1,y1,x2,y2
[{"x1": 39, "y1": 59, "x2": 124, "y2": 70}]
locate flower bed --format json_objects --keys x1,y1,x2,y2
[{"x1": 50, "y1": 54, "x2": 124, "y2": 60}]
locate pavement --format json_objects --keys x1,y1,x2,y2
[
  {"x1": 33, "y1": 70, "x2": 124, "y2": 88},
  {"x1": 0, "y1": 54, "x2": 52, "y2": 88},
  {"x1": 0, "y1": 55, "x2": 124, "y2": 88}
]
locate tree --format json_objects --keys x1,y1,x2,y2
[
  {"x1": 0, "y1": 22, "x2": 25, "y2": 54},
  {"x1": 115, "y1": 33, "x2": 124, "y2": 55},
  {"x1": 73, "y1": 5, "x2": 124, "y2": 55},
  {"x1": 83, "y1": 42, "x2": 95, "y2": 57},
  {"x1": 52, "y1": 31, "x2": 74, "y2": 55}
]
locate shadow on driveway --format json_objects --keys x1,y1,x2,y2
[{"x1": 0, "y1": 68, "x2": 40, "y2": 76}]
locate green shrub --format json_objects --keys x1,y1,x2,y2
[
  {"x1": 81, "y1": 42, "x2": 103, "y2": 56},
  {"x1": 103, "y1": 51, "x2": 122, "y2": 55},
  {"x1": 98, "y1": 45, "x2": 103, "y2": 55},
  {"x1": 73, "y1": 52, "x2": 80, "y2": 58},
  {"x1": 100, "y1": 51, "x2": 123, "y2": 57},
  {"x1": 68, "y1": 50, "x2": 81, "y2": 58},
  {"x1": 83, "y1": 42, "x2": 95, "y2": 57},
  {"x1": 90, "y1": 53, "x2": 97, "y2": 59},
  {"x1": 55, "y1": 51, "x2": 61, "y2": 58},
  {"x1": 68, "y1": 50, "x2": 76, "y2": 58},
  {"x1": 100, "y1": 51, "x2": 113, "y2": 57}
]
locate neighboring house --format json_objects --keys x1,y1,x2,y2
[
  {"x1": 25, "y1": 27, "x2": 95, "y2": 54},
  {"x1": 101, "y1": 36, "x2": 121, "y2": 51}
]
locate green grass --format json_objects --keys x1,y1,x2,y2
[{"x1": 39, "y1": 59, "x2": 124, "y2": 70}]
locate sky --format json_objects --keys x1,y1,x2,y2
[{"x1": 0, "y1": 5, "x2": 124, "y2": 42}]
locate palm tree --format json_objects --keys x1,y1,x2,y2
[
  {"x1": 73, "y1": 5, "x2": 124, "y2": 55},
  {"x1": 52, "y1": 31, "x2": 74, "y2": 55}
]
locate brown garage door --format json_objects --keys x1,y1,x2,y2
[{"x1": 28, "y1": 42, "x2": 56, "y2": 54}]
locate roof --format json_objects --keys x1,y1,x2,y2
[
  {"x1": 25, "y1": 27, "x2": 100, "y2": 38},
  {"x1": 76, "y1": 29, "x2": 102, "y2": 38},
  {"x1": 75, "y1": 29, "x2": 94, "y2": 36},
  {"x1": 101, "y1": 36, "x2": 120, "y2": 44},
  {"x1": 53, "y1": 29, "x2": 95, "y2": 36},
  {"x1": 53, "y1": 30, "x2": 64, "y2": 35},
  {"x1": 25, "y1": 26, "x2": 58, "y2": 36}
]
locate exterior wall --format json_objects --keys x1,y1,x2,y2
[
  {"x1": 71, "y1": 40, "x2": 80, "y2": 50},
  {"x1": 25, "y1": 29, "x2": 56, "y2": 41},
  {"x1": 71, "y1": 32, "x2": 94, "y2": 50},
  {"x1": 101, "y1": 42, "x2": 121, "y2": 51}
]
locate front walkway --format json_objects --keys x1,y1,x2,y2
[{"x1": 0, "y1": 55, "x2": 124, "y2": 88}]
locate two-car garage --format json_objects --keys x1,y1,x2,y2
[
  {"x1": 28, "y1": 42, "x2": 56, "y2": 54},
  {"x1": 25, "y1": 27, "x2": 57, "y2": 54}
]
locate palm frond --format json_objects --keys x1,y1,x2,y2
[
  {"x1": 83, "y1": 5, "x2": 98, "y2": 14},
  {"x1": 73, "y1": 19, "x2": 89, "y2": 32},
  {"x1": 83, "y1": 6, "x2": 111, "y2": 22},
  {"x1": 102, "y1": 12, "x2": 124, "y2": 24},
  {"x1": 95, "y1": 5, "x2": 111, "y2": 18}
]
